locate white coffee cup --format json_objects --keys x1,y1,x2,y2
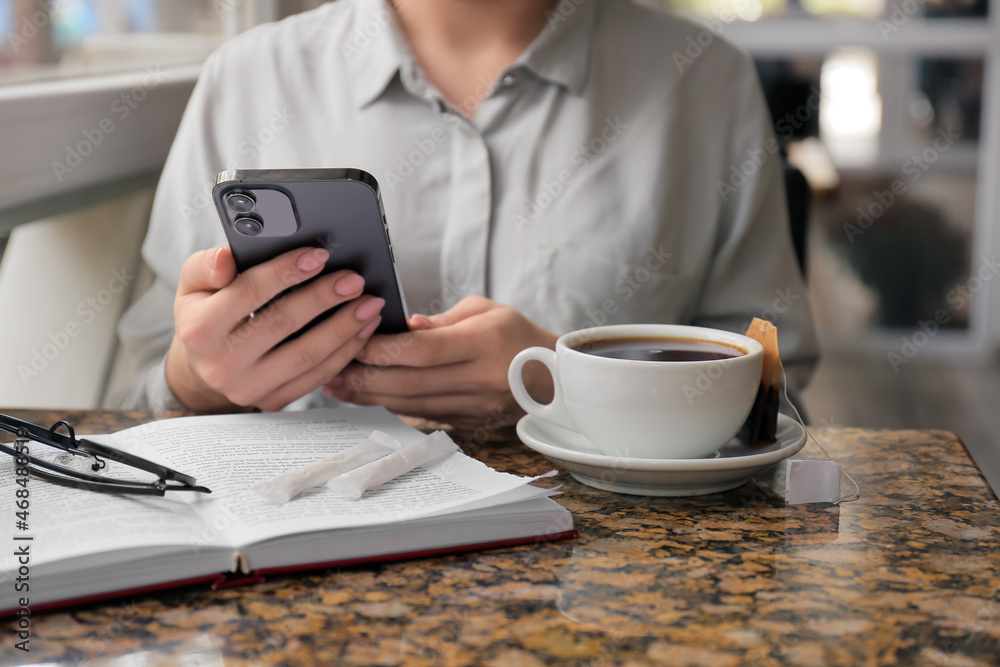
[{"x1": 508, "y1": 324, "x2": 763, "y2": 459}]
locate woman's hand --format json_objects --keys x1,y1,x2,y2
[
  {"x1": 323, "y1": 296, "x2": 556, "y2": 431},
  {"x1": 165, "y1": 246, "x2": 385, "y2": 412}
]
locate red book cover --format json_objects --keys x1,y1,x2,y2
[{"x1": 0, "y1": 530, "x2": 578, "y2": 618}]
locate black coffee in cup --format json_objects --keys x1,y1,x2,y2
[{"x1": 573, "y1": 336, "x2": 744, "y2": 362}]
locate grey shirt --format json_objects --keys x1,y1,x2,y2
[{"x1": 109, "y1": 0, "x2": 818, "y2": 410}]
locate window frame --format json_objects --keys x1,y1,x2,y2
[
  {"x1": 722, "y1": 15, "x2": 1000, "y2": 358},
  {"x1": 0, "y1": 64, "x2": 200, "y2": 234}
]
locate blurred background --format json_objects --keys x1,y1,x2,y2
[{"x1": 0, "y1": 0, "x2": 997, "y2": 489}]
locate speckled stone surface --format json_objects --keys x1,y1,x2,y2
[{"x1": 1, "y1": 409, "x2": 998, "y2": 666}]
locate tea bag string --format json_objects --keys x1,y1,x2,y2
[{"x1": 780, "y1": 367, "x2": 861, "y2": 505}]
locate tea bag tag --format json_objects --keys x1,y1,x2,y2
[{"x1": 785, "y1": 459, "x2": 842, "y2": 505}]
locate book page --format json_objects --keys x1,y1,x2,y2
[
  {"x1": 126, "y1": 408, "x2": 550, "y2": 549},
  {"x1": 0, "y1": 438, "x2": 212, "y2": 570}
]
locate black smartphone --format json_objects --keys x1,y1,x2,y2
[{"x1": 213, "y1": 168, "x2": 409, "y2": 335}]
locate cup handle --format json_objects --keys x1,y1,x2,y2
[{"x1": 508, "y1": 347, "x2": 576, "y2": 431}]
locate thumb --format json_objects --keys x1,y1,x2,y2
[
  {"x1": 178, "y1": 247, "x2": 238, "y2": 296},
  {"x1": 422, "y1": 296, "x2": 495, "y2": 328},
  {"x1": 407, "y1": 313, "x2": 437, "y2": 331}
]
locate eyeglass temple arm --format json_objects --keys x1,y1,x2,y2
[
  {"x1": 0, "y1": 443, "x2": 210, "y2": 499},
  {"x1": 0, "y1": 413, "x2": 202, "y2": 489},
  {"x1": 0, "y1": 413, "x2": 73, "y2": 448},
  {"x1": 31, "y1": 467, "x2": 209, "y2": 495},
  {"x1": 74, "y1": 437, "x2": 202, "y2": 487},
  {"x1": 0, "y1": 439, "x2": 142, "y2": 485}
]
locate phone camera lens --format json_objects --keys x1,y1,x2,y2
[
  {"x1": 233, "y1": 215, "x2": 263, "y2": 237},
  {"x1": 226, "y1": 192, "x2": 255, "y2": 213}
]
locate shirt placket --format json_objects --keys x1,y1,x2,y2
[
  {"x1": 439, "y1": 69, "x2": 524, "y2": 301},
  {"x1": 401, "y1": 63, "x2": 522, "y2": 303},
  {"x1": 441, "y1": 111, "x2": 493, "y2": 300}
]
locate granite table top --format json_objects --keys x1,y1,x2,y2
[{"x1": 0, "y1": 409, "x2": 998, "y2": 666}]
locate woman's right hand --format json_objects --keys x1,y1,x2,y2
[{"x1": 165, "y1": 246, "x2": 385, "y2": 412}]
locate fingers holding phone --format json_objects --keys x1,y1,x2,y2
[
  {"x1": 165, "y1": 246, "x2": 384, "y2": 411},
  {"x1": 248, "y1": 291, "x2": 386, "y2": 411},
  {"x1": 166, "y1": 168, "x2": 409, "y2": 412}
]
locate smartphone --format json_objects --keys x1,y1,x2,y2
[{"x1": 213, "y1": 168, "x2": 409, "y2": 335}]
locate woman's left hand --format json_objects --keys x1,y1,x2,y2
[{"x1": 323, "y1": 296, "x2": 556, "y2": 431}]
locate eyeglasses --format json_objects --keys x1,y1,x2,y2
[{"x1": 0, "y1": 413, "x2": 210, "y2": 496}]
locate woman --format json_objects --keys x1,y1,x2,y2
[{"x1": 112, "y1": 0, "x2": 818, "y2": 430}]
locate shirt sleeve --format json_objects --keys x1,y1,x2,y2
[
  {"x1": 688, "y1": 52, "x2": 819, "y2": 395},
  {"x1": 105, "y1": 52, "x2": 230, "y2": 409}
]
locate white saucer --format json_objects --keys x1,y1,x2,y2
[{"x1": 516, "y1": 414, "x2": 806, "y2": 496}]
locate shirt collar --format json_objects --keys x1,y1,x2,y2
[
  {"x1": 515, "y1": 0, "x2": 598, "y2": 95},
  {"x1": 344, "y1": 0, "x2": 598, "y2": 109},
  {"x1": 345, "y1": 0, "x2": 412, "y2": 109}
]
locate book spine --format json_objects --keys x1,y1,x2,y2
[
  {"x1": 212, "y1": 573, "x2": 266, "y2": 590},
  {"x1": 251, "y1": 530, "x2": 580, "y2": 576},
  {"x1": 0, "y1": 531, "x2": 580, "y2": 617}
]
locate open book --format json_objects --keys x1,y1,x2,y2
[{"x1": 0, "y1": 407, "x2": 574, "y2": 615}]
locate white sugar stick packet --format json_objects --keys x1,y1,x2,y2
[
  {"x1": 327, "y1": 430, "x2": 459, "y2": 500},
  {"x1": 252, "y1": 430, "x2": 402, "y2": 504}
]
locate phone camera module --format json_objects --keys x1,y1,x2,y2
[
  {"x1": 233, "y1": 214, "x2": 263, "y2": 237},
  {"x1": 226, "y1": 192, "x2": 255, "y2": 214}
]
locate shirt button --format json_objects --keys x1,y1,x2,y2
[{"x1": 502, "y1": 74, "x2": 517, "y2": 87}]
